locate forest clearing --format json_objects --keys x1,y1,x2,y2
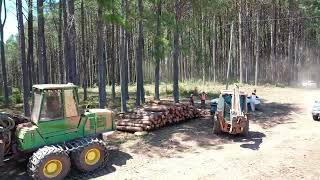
[
  {"x1": 1, "y1": 85, "x2": 320, "y2": 179},
  {"x1": 0, "y1": 0, "x2": 320, "y2": 179}
]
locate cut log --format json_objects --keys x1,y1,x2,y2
[
  {"x1": 116, "y1": 101, "x2": 202, "y2": 133},
  {"x1": 116, "y1": 126, "x2": 144, "y2": 132}
]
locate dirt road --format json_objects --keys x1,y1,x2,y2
[{"x1": 2, "y1": 87, "x2": 320, "y2": 180}]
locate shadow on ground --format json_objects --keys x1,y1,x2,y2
[
  {"x1": 66, "y1": 149, "x2": 132, "y2": 180},
  {"x1": 0, "y1": 98, "x2": 300, "y2": 179},
  {"x1": 250, "y1": 101, "x2": 300, "y2": 129},
  {"x1": 125, "y1": 115, "x2": 226, "y2": 158},
  {"x1": 0, "y1": 149, "x2": 132, "y2": 180},
  {"x1": 126, "y1": 101, "x2": 297, "y2": 157},
  {"x1": 233, "y1": 131, "x2": 266, "y2": 150},
  {"x1": 0, "y1": 160, "x2": 30, "y2": 180}
]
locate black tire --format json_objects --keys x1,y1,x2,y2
[
  {"x1": 28, "y1": 146, "x2": 71, "y2": 180},
  {"x1": 313, "y1": 115, "x2": 319, "y2": 121},
  {"x1": 213, "y1": 115, "x2": 222, "y2": 134},
  {"x1": 71, "y1": 139, "x2": 107, "y2": 172},
  {"x1": 239, "y1": 119, "x2": 249, "y2": 137}
]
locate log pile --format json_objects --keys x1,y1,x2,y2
[{"x1": 116, "y1": 101, "x2": 202, "y2": 132}]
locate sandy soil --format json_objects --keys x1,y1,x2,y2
[{"x1": 2, "y1": 87, "x2": 320, "y2": 180}]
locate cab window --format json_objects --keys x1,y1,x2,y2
[
  {"x1": 64, "y1": 89, "x2": 79, "y2": 117},
  {"x1": 40, "y1": 90, "x2": 63, "y2": 121},
  {"x1": 31, "y1": 91, "x2": 42, "y2": 123}
]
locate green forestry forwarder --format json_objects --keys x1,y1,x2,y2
[{"x1": 0, "y1": 83, "x2": 115, "y2": 179}]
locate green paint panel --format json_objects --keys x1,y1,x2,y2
[
  {"x1": 16, "y1": 125, "x2": 46, "y2": 151},
  {"x1": 96, "y1": 115, "x2": 106, "y2": 132},
  {"x1": 84, "y1": 113, "x2": 97, "y2": 136},
  {"x1": 17, "y1": 85, "x2": 115, "y2": 152}
]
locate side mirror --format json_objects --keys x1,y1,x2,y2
[
  {"x1": 85, "y1": 105, "x2": 92, "y2": 112},
  {"x1": 80, "y1": 105, "x2": 91, "y2": 115}
]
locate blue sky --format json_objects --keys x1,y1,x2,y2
[{"x1": 3, "y1": 0, "x2": 28, "y2": 42}]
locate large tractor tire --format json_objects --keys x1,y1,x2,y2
[
  {"x1": 28, "y1": 146, "x2": 71, "y2": 180},
  {"x1": 239, "y1": 120, "x2": 249, "y2": 137},
  {"x1": 71, "y1": 139, "x2": 107, "y2": 172},
  {"x1": 313, "y1": 115, "x2": 319, "y2": 121},
  {"x1": 213, "y1": 115, "x2": 222, "y2": 134}
]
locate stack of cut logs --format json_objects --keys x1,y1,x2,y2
[{"x1": 116, "y1": 101, "x2": 202, "y2": 132}]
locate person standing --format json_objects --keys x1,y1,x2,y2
[
  {"x1": 199, "y1": 91, "x2": 207, "y2": 109},
  {"x1": 189, "y1": 94, "x2": 194, "y2": 106},
  {"x1": 250, "y1": 89, "x2": 257, "y2": 112}
]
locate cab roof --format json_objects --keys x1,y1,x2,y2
[
  {"x1": 220, "y1": 90, "x2": 247, "y2": 96},
  {"x1": 32, "y1": 83, "x2": 78, "y2": 90}
]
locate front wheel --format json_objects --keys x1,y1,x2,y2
[
  {"x1": 28, "y1": 146, "x2": 71, "y2": 180},
  {"x1": 313, "y1": 115, "x2": 319, "y2": 121}
]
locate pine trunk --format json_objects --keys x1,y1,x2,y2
[
  {"x1": 120, "y1": 0, "x2": 128, "y2": 112},
  {"x1": 97, "y1": 2, "x2": 107, "y2": 108},
  {"x1": 0, "y1": 0, "x2": 9, "y2": 107},
  {"x1": 17, "y1": 0, "x2": 30, "y2": 116},
  {"x1": 154, "y1": 0, "x2": 161, "y2": 101},
  {"x1": 62, "y1": 0, "x2": 69, "y2": 83},
  {"x1": 212, "y1": 15, "x2": 216, "y2": 83},
  {"x1": 81, "y1": 0, "x2": 88, "y2": 100},
  {"x1": 37, "y1": 0, "x2": 48, "y2": 84},
  {"x1": 173, "y1": 0, "x2": 180, "y2": 103},
  {"x1": 238, "y1": 1, "x2": 243, "y2": 83},
  {"x1": 136, "y1": 0, "x2": 144, "y2": 106},
  {"x1": 27, "y1": 0, "x2": 33, "y2": 91},
  {"x1": 58, "y1": 0, "x2": 64, "y2": 84},
  {"x1": 66, "y1": 0, "x2": 77, "y2": 84},
  {"x1": 111, "y1": 0, "x2": 116, "y2": 101},
  {"x1": 255, "y1": 5, "x2": 260, "y2": 86}
]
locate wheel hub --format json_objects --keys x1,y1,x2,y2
[
  {"x1": 43, "y1": 160, "x2": 63, "y2": 178},
  {"x1": 85, "y1": 148, "x2": 101, "y2": 165}
]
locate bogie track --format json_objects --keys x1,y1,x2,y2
[{"x1": 27, "y1": 137, "x2": 109, "y2": 180}]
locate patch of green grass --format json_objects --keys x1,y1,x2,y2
[
  {"x1": 275, "y1": 83, "x2": 286, "y2": 88},
  {"x1": 114, "y1": 134, "x2": 141, "y2": 144},
  {"x1": 2, "y1": 80, "x2": 299, "y2": 115},
  {"x1": 11, "y1": 90, "x2": 23, "y2": 104}
]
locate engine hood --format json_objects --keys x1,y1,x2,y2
[
  {"x1": 16, "y1": 122, "x2": 46, "y2": 151},
  {"x1": 85, "y1": 109, "x2": 115, "y2": 132},
  {"x1": 16, "y1": 122, "x2": 38, "y2": 136}
]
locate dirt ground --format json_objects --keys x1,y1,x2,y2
[{"x1": 2, "y1": 87, "x2": 320, "y2": 180}]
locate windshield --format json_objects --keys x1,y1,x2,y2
[
  {"x1": 39, "y1": 90, "x2": 63, "y2": 121},
  {"x1": 31, "y1": 91, "x2": 42, "y2": 123}
]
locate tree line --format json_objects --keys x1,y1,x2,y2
[{"x1": 0, "y1": 0, "x2": 320, "y2": 115}]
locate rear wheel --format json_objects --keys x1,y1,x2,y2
[
  {"x1": 313, "y1": 115, "x2": 319, "y2": 121},
  {"x1": 28, "y1": 146, "x2": 71, "y2": 180},
  {"x1": 213, "y1": 115, "x2": 222, "y2": 134},
  {"x1": 71, "y1": 139, "x2": 107, "y2": 172}
]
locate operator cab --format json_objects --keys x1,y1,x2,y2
[
  {"x1": 31, "y1": 83, "x2": 79, "y2": 124},
  {"x1": 211, "y1": 90, "x2": 247, "y2": 118},
  {"x1": 29, "y1": 83, "x2": 81, "y2": 141},
  {"x1": 220, "y1": 90, "x2": 247, "y2": 113}
]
